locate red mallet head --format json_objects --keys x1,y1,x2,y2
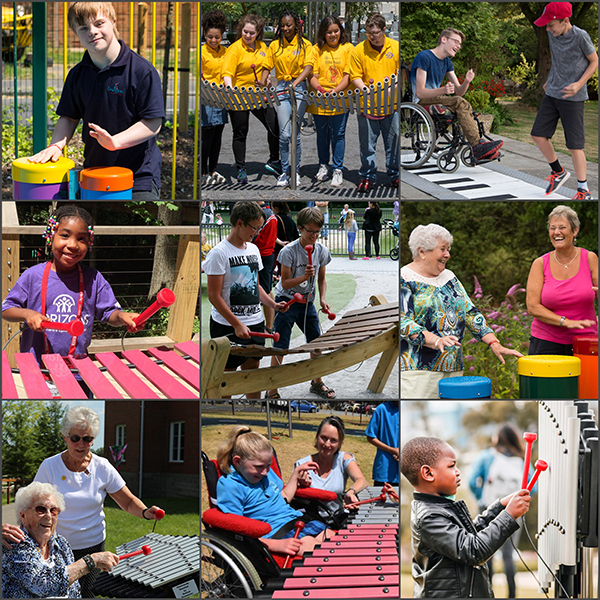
[
  {"x1": 305, "y1": 244, "x2": 313, "y2": 267},
  {"x1": 155, "y1": 509, "x2": 165, "y2": 520},
  {"x1": 369, "y1": 78, "x2": 374, "y2": 85},
  {"x1": 521, "y1": 432, "x2": 537, "y2": 490},
  {"x1": 142, "y1": 545, "x2": 151, "y2": 555},
  {"x1": 282, "y1": 293, "x2": 307, "y2": 310},
  {"x1": 41, "y1": 319, "x2": 84, "y2": 337},
  {"x1": 118, "y1": 545, "x2": 152, "y2": 560},
  {"x1": 322, "y1": 307, "x2": 336, "y2": 320},
  {"x1": 133, "y1": 288, "x2": 176, "y2": 327},
  {"x1": 526, "y1": 459, "x2": 548, "y2": 492}
]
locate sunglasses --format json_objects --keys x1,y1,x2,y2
[
  {"x1": 70, "y1": 435, "x2": 94, "y2": 444},
  {"x1": 33, "y1": 505, "x2": 60, "y2": 516}
]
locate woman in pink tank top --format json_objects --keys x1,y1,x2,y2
[{"x1": 526, "y1": 205, "x2": 598, "y2": 355}]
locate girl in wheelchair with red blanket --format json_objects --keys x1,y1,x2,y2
[{"x1": 216, "y1": 426, "x2": 334, "y2": 558}]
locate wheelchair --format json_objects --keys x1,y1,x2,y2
[
  {"x1": 400, "y1": 64, "x2": 502, "y2": 173},
  {"x1": 201, "y1": 450, "x2": 348, "y2": 598}
]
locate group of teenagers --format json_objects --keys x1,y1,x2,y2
[{"x1": 201, "y1": 10, "x2": 399, "y2": 192}]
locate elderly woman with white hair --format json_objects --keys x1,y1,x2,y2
[
  {"x1": 401, "y1": 223, "x2": 522, "y2": 399},
  {"x1": 526, "y1": 205, "x2": 598, "y2": 355},
  {"x1": 2, "y1": 406, "x2": 164, "y2": 598},
  {"x1": 1, "y1": 482, "x2": 118, "y2": 598}
]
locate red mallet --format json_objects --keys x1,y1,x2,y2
[
  {"x1": 155, "y1": 509, "x2": 165, "y2": 520},
  {"x1": 41, "y1": 319, "x2": 84, "y2": 337},
  {"x1": 282, "y1": 293, "x2": 306, "y2": 309},
  {"x1": 250, "y1": 63, "x2": 259, "y2": 84},
  {"x1": 526, "y1": 459, "x2": 548, "y2": 492},
  {"x1": 321, "y1": 307, "x2": 336, "y2": 320},
  {"x1": 250, "y1": 331, "x2": 280, "y2": 343},
  {"x1": 344, "y1": 491, "x2": 387, "y2": 509},
  {"x1": 369, "y1": 78, "x2": 374, "y2": 85},
  {"x1": 133, "y1": 288, "x2": 176, "y2": 327},
  {"x1": 522, "y1": 432, "x2": 537, "y2": 490},
  {"x1": 305, "y1": 244, "x2": 313, "y2": 267},
  {"x1": 283, "y1": 521, "x2": 305, "y2": 568},
  {"x1": 119, "y1": 545, "x2": 151, "y2": 560}
]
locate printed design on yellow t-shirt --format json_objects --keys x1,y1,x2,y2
[{"x1": 326, "y1": 65, "x2": 338, "y2": 85}]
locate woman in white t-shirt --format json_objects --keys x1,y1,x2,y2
[{"x1": 2, "y1": 406, "x2": 164, "y2": 598}]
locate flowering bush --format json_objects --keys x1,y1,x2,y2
[
  {"x1": 463, "y1": 277, "x2": 532, "y2": 398},
  {"x1": 456, "y1": 75, "x2": 506, "y2": 100}
]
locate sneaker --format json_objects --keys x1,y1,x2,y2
[
  {"x1": 357, "y1": 179, "x2": 372, "y2": 193},
  {"x1": 202, "y1": 173, "x2": 214, "y2": 186},
  {"x1": 572, "y1": 189, "x2": 592, "y2": 200},
  {"x1": 362, "y1": 256, "x2": 370, "y2": 260},
  {"x1": 316, "y1": 164, "x2": 329, "y2": 181},
  {"x1": 331, "y1": 169, "x2": 343, "y2": 187},
  {"x1": 211, "y1": 171, "x2": 226, "y2": 184},
  {"x1": 276, "y1": 173, "x2": 290, "y2": 187},
  {"x1": 472, "y1": 140, "x2": 503, "y2": 161},
  {"x1": 474, "y1": 148, "x2": 500, "y2": 163},
  {"x1": 544, "y1": 168, "x2": 570, "y2": 195},
  {"x1": 237, "y1": 167, "x2": 248, "y2": 185},
  {"x1": 265, "y1": 160, "x2": 282, "y2": 176}
]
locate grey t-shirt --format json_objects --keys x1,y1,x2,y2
[
  {"x1": 273, "y1": 239, "x2": 332, "y2": 303},
  {"x1": 546, "y1": 25, "x2": 595, "y2": 102}
]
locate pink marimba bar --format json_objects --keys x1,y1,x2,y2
[{"x1": 2, "y1": 344, "x2": 199, "y2": 399}]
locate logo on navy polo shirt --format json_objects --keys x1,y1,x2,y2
[{"x1": 107, "y1": 82, "x2": 125, "y2": 96}]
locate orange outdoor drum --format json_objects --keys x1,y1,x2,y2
[
  {"x1": 573, "y1": 335, "x2": 598, "y2": 399},
  {"x1": 80, "y1": 166, "x2": 133, "y2": 199}
]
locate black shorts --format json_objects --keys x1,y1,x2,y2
[
  {"x1": 210, "y1": 316, "x2": 266, "y2": 369},
  {"x1": 531, "y1": 94, "x2": 585, "y2": 150},
  {"x1": 528, "y1": 335, "x2": 573, "y2": 356}
]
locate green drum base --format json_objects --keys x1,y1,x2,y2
[{"x1": 519, "y1": 375, "x2": 579, "y2": 399}]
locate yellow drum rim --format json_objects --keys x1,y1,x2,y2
[
  {"x1": 12, "y1": 157, "x2": 75, "y2": 184},
  {"x1": 518, "y1": 355, "x2": 581, "y2": 377}
]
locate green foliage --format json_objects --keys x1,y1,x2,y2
[
  {"x1": 485, "y1": 99, "x2": 516, "y2": 133},
  {"x1": 507, "y1": 53, "x2": 537, "y2": 89},
  {"x1": 464, "y1": 89, "x2": 490, "y2": 112},
  {"x1": 124, "y1": 201, "x2": 180, "y2": 225}
]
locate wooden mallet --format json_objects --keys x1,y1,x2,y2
[{"x1": 283, "y1": 521, "x2": 304, "y2": 568}]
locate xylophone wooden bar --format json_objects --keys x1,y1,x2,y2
[
  {"x1": 15, "y1": 352, "x2": 53, "y2": 398},
  {"x1": 148, "y1": 346, "x2": 200, "y2": 391},
  {"x1": 68, "y1": 355, "x2": 123, "y2": 399},
  {"x1": 2, "y1": 351, "x2": 18, "y2": 398},
  {"x1": 42, "y1": 354, "x2": 87, "y2": 399},
  {"x1": 95, "y1": 352, "x2": 161, "y2": 399},
  {"x1": 175, "y1": 340, "x2": 199, "y2": 364}
]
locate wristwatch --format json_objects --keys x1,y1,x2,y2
[{"x1": 82, "y1": 554, "x2": 96, "y2": 572}]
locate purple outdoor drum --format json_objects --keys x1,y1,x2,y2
[{"x1": 12, "y1": 157, "x2": 74, "y2": 199}]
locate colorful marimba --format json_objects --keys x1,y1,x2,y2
[
  {"x1": 92, "y1": 533, "x2": 200, "y2": 598},
  {"x1": 2, "y1": 341, "x2": 199, "y2": 399}
]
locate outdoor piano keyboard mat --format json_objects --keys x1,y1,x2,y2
[
  {"x1": 408, "y1": 158, "x2": 572, "y2": 200},
  {"x1": 2, "y1": 341, "x2": 199, "y2": 399},
  {"x1": 93, "y1": 533, "x2": 200, "y2": 598}
]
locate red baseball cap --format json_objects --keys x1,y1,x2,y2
[{"x1": 534, "y1": 2, "x2": 572, "y2": 26}]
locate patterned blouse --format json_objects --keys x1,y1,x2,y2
[
  {"x1": 401, "y1": 266, "x2": 494, "y2": 372},
  {"x1": 2, "y1": 525, "x2": 81, "y2": 598}
]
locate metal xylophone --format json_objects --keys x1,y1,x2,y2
[
  {"x1": 92, "y1": 533, "x2": 200, "y2": 598},
  {"x1": 260, "y1": 486, "x2": 399, "y2": 599},
  {"x1": 536, "y1": 401, "x2": 598, "y2": 598},
  {"x1": 2, "y1": 341, "x2": 199, "y2": 399},
  {"x1": 201, "y1": 75, "x2": 398, "y2": 117}
]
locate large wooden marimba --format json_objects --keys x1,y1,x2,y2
[
  {"x1": 261, "y1": 486, "x2": 399, "y2": 599},
  {"x1": 2, "y1": 341, "x2": 199, "y2": 399},
  {"x1": 93, "y1": 533, "x2": 200, "y2": 598}
]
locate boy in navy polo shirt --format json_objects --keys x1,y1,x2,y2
[{"x1": 29, "y1": 2, "x2": 165, "y2": 199}]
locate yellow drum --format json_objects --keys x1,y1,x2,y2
[
  {"x1": 518, "y1": 355, "x2": 580, "y2": 399},
  {"x1": 12, "y1": 157, "x2": 74, "y2": 199}
]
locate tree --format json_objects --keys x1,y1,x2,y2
[
  {"x1": 35, "y1": 402, "x2": 68, "y2": 462},
  {"x1": 344, "y1": 2, "x2": 381, "y2": 31}
]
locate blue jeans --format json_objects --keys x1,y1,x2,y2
[
  {"x1": 357, "y1": 112, "x2": 399, "y2": 181},
  {"x1": 347, "y1": 231, "x2": 356, "y2": 253},
  {"x1": 273, "y1": 297, "x2": 321, "y2": 348},
  {"x1": 314, "y1": 112, "x2": 349, "y2": 170},
  {"x1": 275, "y1": 81, "x2": 308, "y2": 175}
]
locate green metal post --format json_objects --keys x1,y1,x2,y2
[{"x1": 32, "y1": 2, "x2": 48, "y2": 153}]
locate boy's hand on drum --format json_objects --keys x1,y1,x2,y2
[
  {"x1": 28, "y1": 145, "x2": 62, "y2": 164},
  {"x1": 27, "y1": 311, "x2": 52, "y2": 333}
]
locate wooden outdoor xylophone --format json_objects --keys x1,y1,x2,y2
[
  {"x1": 261, "y1": 486, "x2": 399, "y2": 599},
  {"x1": 92, "y1": 533, "x2": 200, "y2": 598}
]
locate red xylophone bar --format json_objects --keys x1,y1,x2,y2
[
  {"x1": 133, "y1": 288, "x2": 175, "y2": 327},
  {"x1": 41, "y1": 319, "x2": 84, "y2": 337}
]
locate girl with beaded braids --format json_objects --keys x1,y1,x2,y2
[{"x1": 1, "y1": 205, "x2": 143, "y2": 398}]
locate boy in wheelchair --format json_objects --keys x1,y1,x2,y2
[{"x1": 410, "y1": 28, "x2": 503, "y2": 162}]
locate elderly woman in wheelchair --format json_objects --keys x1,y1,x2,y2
[{"x1": 400, "y1": 29, "x2": 504, "y2": 173}]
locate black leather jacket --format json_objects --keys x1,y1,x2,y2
[{"x1": 411, "y1": 492, "x2": 520, "y2": 598}]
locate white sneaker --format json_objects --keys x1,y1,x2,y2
[
  {"x1": 202, "y1": 173, "x2": 215, "y2": 186},
  {"x1": 277, "y1": 173, "x2": 290, "y2": 187},
  {"x1": 331, "y1": 169, "x2": 343, "y2": 187},
  {"x1": 211, "y1": 171, "x2": 226, "y2": 184},
  {"x1": 316, "y1": 164, "x2": 329, "y2": 181}
]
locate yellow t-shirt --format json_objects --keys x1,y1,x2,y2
[
  {"x1": 201, "y1": 43, "x2": 226, "y2": 85},
  {"x1": 307, "y1": 42, "x2": 354, "y2": 115},
  {"x1": 262, "y1": 35, "x2": 312, "y2": 82},
  {"x1": 221, "y1": 38, "x2": 269, "y2": 89},
  {"x1": 349, "y1": 37, "x2": 399, "y2": 115}
]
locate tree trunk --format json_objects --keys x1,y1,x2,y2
[{"x1": 149, "y1": 203, "x2": 183, "y2": 298}]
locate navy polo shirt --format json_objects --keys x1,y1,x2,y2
[{"x1": 57, "y1": 40, "x2": 165, "y2": 192}]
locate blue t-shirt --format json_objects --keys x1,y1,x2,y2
[
  {"x1": 216, "y1": 467, "x2": 302, "y2": 538},
  {"x1": 409, "y1": 50, "x2": 454, "y2": 103},
  {"x1": 57, "y1": 40, "x2": 165, "y2": 193},
  {"x1": 366, "y1": 401, "x2": 399, "y2": 483}
]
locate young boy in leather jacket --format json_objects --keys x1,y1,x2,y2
[{"x1": 401, "y1": 436, "x2": 531, "y2": 598}]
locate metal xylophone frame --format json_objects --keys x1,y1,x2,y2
[
  {"x1": 536, "y1": 400, "x2": 598, "y2": 597},
  {"x1": 2, "y1": 341, "x2": 199, "y2": 399}
]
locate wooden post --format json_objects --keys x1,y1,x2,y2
[
  {"x1": 167, "y1": 234, "x2": 199, "y2": 342},
  {"x1": 2, "y1": 203, "x2": 20, "y2": 369},
  {"x1": 179, "y1": 3, "x2": 191, "y2": 133},
  {"x1": 137, "y1": 2, "x2": 148, "y2": 59}
]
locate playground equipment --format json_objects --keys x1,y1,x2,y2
[
  {"x1": 573, "y1": 335, "x2": 598, "y2": 399},
  {"x1": 80, "y1": 167, "x2": 134, "y2": 199},
  {"x1": 438, "y1": 375, "x2": 492, "y2": 399},
  {"x1": 518, "y1": 355, "x2": 581, "y2": 399},
  {"x1": 12, "y1": 157, "x2": 74, "y2": 199}
]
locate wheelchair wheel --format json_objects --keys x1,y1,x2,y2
[
  {"x1": 460, "y1": 146, "x2": 476, "y2": 167},
  {"x1": 437, "y1": 149, "x2": 460, "y2": 173},
  {"x1": 390, "y1": 247, "x2": 399, "y2": 261},
  {"x1": 201, "y1": 533, "x2": 262, "y2": 598},
  {"x1": 400, "y1": 102, "x2": 435, "y2": 169}
]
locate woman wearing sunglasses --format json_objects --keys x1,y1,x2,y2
[
  {"x1": 1, "y1": 406, "x2": 164, "y2": 598},
  {"x1": 2, "y1": 481, "x2": 119, "y2": 598}
]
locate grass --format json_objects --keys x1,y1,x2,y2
[{"x1": 498, "y1": 98, "x2": 598, "y2": 163}]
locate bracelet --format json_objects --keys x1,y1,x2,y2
[
  {"x1": 49, "y1": 143, "x2": 63, "y2": 151},
  {"x1": 434, "y1": 337, "x2": 442, "y2": 350},
  {"x1": 142, "y1": 508, "x2": 151, "y2": 520},
  {"x1": 82, "y1": 554, "x2": 96, "y2": 572},
  {"x1": 488, "y1": 339, "x2": 500, "y2": 347},
  {"x1": 560, "y1": 316, "x2": 566, "y2": 327}
]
